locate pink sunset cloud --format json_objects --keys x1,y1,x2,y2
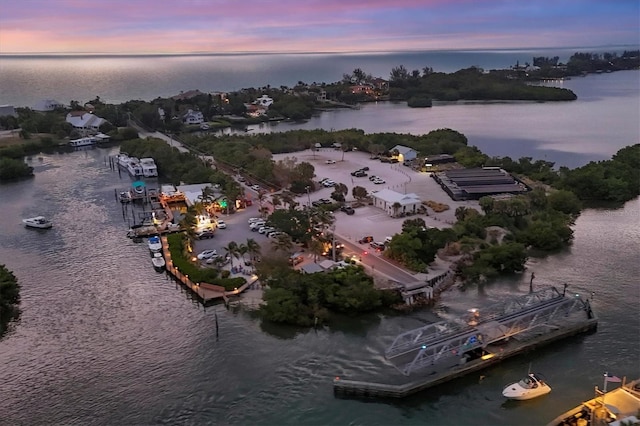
[{"x1": 0, "y1": 0, "x2": 637, "y2": 54}]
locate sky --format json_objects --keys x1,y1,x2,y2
[{"x1": 0, "y1": 0, "x2": 638, "y2": 54}]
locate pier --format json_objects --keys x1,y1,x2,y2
[{"x1": 333, "y1": 286, "x2": 597, "y2": 399}]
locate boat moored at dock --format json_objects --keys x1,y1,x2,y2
[
  {"x1": 151, "y1": 252, "x2": 166, "y2": 272},
  {"x1": 148, "y1": 236, "x2": 162, "y2": 253},
  {"x1": 140, "y1": 158, "x2": 158, "y2": 177}
]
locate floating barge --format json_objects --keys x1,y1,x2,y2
[{"x1": 333, "y1": 286, "x2": 598, "y2": 399}]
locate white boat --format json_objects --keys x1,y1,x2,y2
[
  {"x1": 151, "y1": 252, "x2": 166, "y2": 272},
  {"x1": 503, "y1": 372, "x2": 551, "y2": 400},
  {"x1": 148, "y1": 236, "x2": 162, "y2": 252},
  {"x1": 119, "y1": 191, "x2": 132, "y2": 203},
  {"x1": 23, "y1": 216, "x2": 53, "y2": 229},
  {"x1": 127, "y1": 157, "x2": 143, "y2": 177},
  {"x1": 139, "y1": 158, "x2": 158, "y2": 177},
  {"x1": 69, "y1": 136, "x2": 96, "y2": 147},
  {"x1": 117, "y1": 153, "x2": 132, "y2": 168}
]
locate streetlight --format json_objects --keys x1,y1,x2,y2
[{"x1": 305, "y1": 186, "x2": 311, "y2": 207}]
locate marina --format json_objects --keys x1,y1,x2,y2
[{"x1": 333, "y1": 287, "x2": 598, "y2": 399}]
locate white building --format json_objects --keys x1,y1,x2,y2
[
  {"x1": 183, "y1": 109, "x2": 204, "y2": 124},
  {"x1": 33, "y1": 99, "x2": 65, "y2": 112},
  {"x1": 255, "y1": 95, "x2": 274, "y2": 108},
  {"x1": 371, "y1": 188, "x2": 422, "y2": 217},
  {"x1": 390, "y1": 145, "x2": 418, "y2": 163},
  {"x1": 0, "y1": 105, "x2": 17, "y2": 117},
  {"x1": 65, "y1": 111, "x2": 107, "y2": 135}
]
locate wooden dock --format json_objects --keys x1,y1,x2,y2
[{"x1": 160, "y1": 236, "x2": 258, "y2": 306}]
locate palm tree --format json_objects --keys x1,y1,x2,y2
[
  {"x1": 271, "y1": 233, "x2": 293, "y2": 254},
  {"x1": 223, "y1": 241, "x2": 239, "y2": 268},
  {"x1": 271, "y1": 194, "x2": 282, "y2": 210},
  {"x1": 246, "y1": 238, "x2": 261, "y2": 263},
  {"x1": 309, "y1": 239, "x2": 324, "y2": 263},
  {"x1": 238, "y1": 243, "x2": 248, "y2": 265}
]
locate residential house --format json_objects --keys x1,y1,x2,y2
[
  {"x1": 371, "y1": 188, "x2": 422, "y2": 217},
  {"x1": 390, "y1": 145, "x2": 418, "y2": 163},
  {"x1": 245, "y1": 104, "x2": 267, "y2": 118},
  {"x1": 255, "y1": 95, "x2": 274, "y2": 108},
  {"x1": 183, "y1": 109, "x2": 204, "y2": 125},
  {"x1": 33, "y1": 99, "x2": 65, "y2": 112},
  {"x1": 65, "y1": 111, "x2": 108, "y2": 135},
  {"x1": 350, "y1": 84, "x2": 374, "y2": 95}
]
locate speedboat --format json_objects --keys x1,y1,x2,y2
[
  {"x1": 23, "y1": 216, "x2": 53, "y2": 229},
  {"x1": 148, "y1": 236, "x2": 162, "y2": 252},
  {"x1": 151, "y1": 252, "x2": 166, "y2": 272},
  {"x1": 503, "y1": 373, "x2": 551, "y2": 400},
  {"x1": 119, "y1": 191, "x2": 132, "y2": 203}
]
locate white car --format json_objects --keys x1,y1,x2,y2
[
  {"x1": 248, "y1": 217, "x2": 262, "y2": 223},
  {"x1": 197, "y1": 249, "x2": 217, "y2": 260},
  {"x1": 373, "y1": 178, "x2": 386, "y2": 184},
  {"x1": 250, "y1": 184, "x2": 260, "y2": 191},
  {"x1": 249, "y1": 221, "x2": 266, "y2": 229},
  {"x1": 216, "y1": 220, "x2": 227, "y2": 229},
  {"x1": 323, "y1": 180, "x2": 336, "y2": 187},
  {"x1": 259, "y1": 226, "x2": 276, "y2": 234},
  {"x1": 325, "y1": 160, "x2": 336, "y2": 164}
]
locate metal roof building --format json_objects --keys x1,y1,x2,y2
[{"x1": 433, "y1": 167, "x2": 529, "y2": 200}]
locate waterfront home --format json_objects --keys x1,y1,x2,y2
[
  {"x1": 245, "y1": 104, "x2": 267, "y2": 117},
  {"x1": 183, "y1": 109, "x2": 204, "y2": 125},
  {"x1": 390, "y1": 145, "x2": 418, "y2": 163},
  {"x1": 254, "y1": 95, "x2": 274, "y2": 108},
  {"x1": 371, "y1": 189, "x2": 422, "y2": 217},
  {"x1": 33, "y1": 99, "x2": 65, "y2": 112},
  {"x1": 65, "y1": 111, "x2": 108, "y2": 135}
]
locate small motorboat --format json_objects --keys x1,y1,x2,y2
[
  {"x1": 503, "y1": 372, "x2": 551, "y2": 400},
  {"x1": 23, "y1": 216, "x2": 53, "y2": 229},
  {"x1": 151, "y1": 252, "x2": 166, "y2": 272},
  {"x1": 119, "y1": 191, "x2": 132, "y2": 203},
  {"x1": 147, "y1": 236, "x2": 162, "y2": 253}
]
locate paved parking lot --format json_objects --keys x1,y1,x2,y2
[{"x1": 272, "y1": 149, "x2": 480, "y2": 241}]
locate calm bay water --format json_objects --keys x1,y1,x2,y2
[
  {"x1": 0, "y1": 150, "x2": 638, "y2": 426},
  {"x1": 1, "y1": 49, "x2": 637, "y2": 168},
  {"x1": 0, "y1": 50, "x2": 639, "y2": 425}
]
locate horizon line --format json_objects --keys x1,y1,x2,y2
[{"x1": 2, "y1": 44, "x2": 639, "y2": 57}]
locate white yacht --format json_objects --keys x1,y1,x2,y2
[
  {"x1": 147, "y1": 236, "x2": 162, "y2": 253},
  {"x1": 127, "y1": 157, "x2": 143, "y2": 177},
  {"x1": 151, "y1": 252, "x2": 166, "y2": 272},
  {"x1": 503, "y1": 373, "x2": 551, "y2": 400},
  {"x1": 23, "y1": 216, "x2": 53, "y2": 229},
  {"x1": 140, "y1": 158, "x2": 158, "y2": 177}
]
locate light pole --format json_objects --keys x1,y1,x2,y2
[{"x1": 305, "y1": 186, "x2": 311, "y2": 207}]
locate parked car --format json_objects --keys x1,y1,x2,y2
[
  {"x1": 360, "y1": 166, "x2": 370, "y2": 171},
  {"x1": 370, "y1": 242, "x2": 385, "y2": 251},
  {"x1": 195, "y1": 230, "x2": 215, "y2": 239},
  {"x1": 197, "y1": 249, "x2": 218, "y2": 260},
  {"x1": 249, "y1": 221, "x2": 266, "y2": 229},
  {"x1": 216, "y1": 220, "x2": 227, "y2": 229},
  {"x1": 340, "y1": 206, "x2": 355, "y2": 215},
  {"x1": 373, "y1": 178, "x2": 386, "y2": 184},
  {"x1": 248, "y1": 217, "x2": 262, "y2": 223},
  {"x1": 250, "y1": 184, "x2": 260, "y2": 191},
  {"x1": 369, "y1": 175, "x2": 379, "y2": 181},
  {"x1": 358, "y1": 235, "x2": 374, "y2": 244},
  {"x1": 289, "y1": 252, "x2": 304, "y2": 265},
  {"x1": 259, "y1": 226, "x2": 276, "y2": 234},
  {"x1": 237, "y1": 176, "x2": 246, "y2": 182},
  {"x1": 322, "y1": 180, "x2": 336, "y2": 187},
  {"x1": 325, "y1": 160, "x2": 336, "y2": 164},
  {"x1": 352, "y1": 170, "x2": 367, "y2": 177}
]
